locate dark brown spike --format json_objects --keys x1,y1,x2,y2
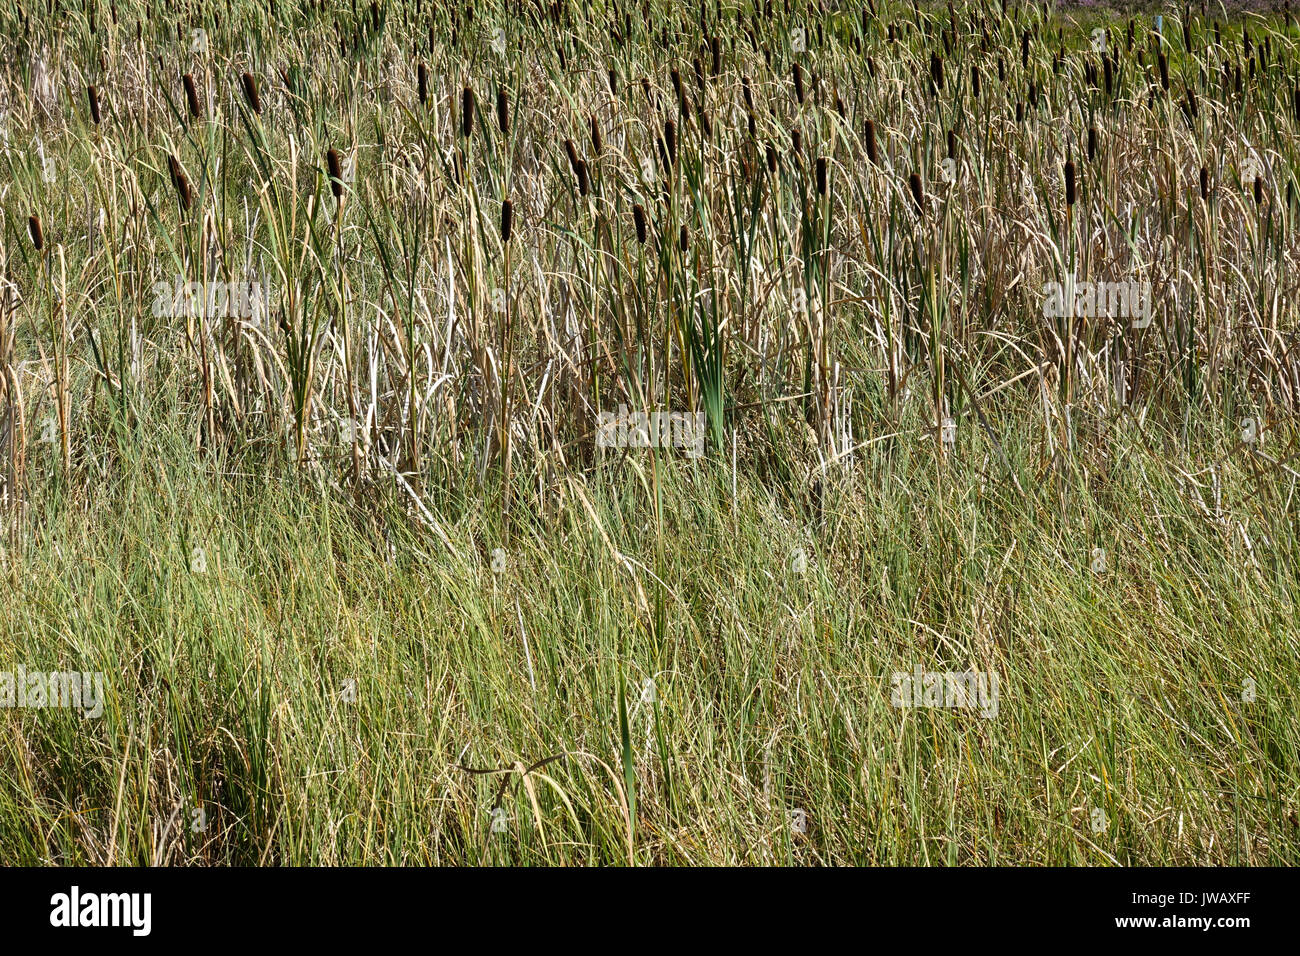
[
  {"x1": 500, "y1": 199, "x2": 513, "y2": 242},
  {"x1": 182, "y1": 73, "x2": 201, "y2": 119},
  {"x1": 240, "y1": 72, "x2": 262, "y2": 114},
  {"x1": 327, "y1": 148, "x2": 343, "y2": 199}
]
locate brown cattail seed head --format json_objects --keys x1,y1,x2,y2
[
  {"x1": 815, "y1": 157, "x2": 827, "y2": 196},
  {"x1": 418, "y1": 63, "x2": 428, "y2": 104},
  {"x1": 1065, "y1": 161, "x2": 1077, "y2": 206},
  {"x1": 589, "y1": 114, "x2": 602, "y2": 155},
  {"x1": 678, "y1": 224, "x2": 689, "y2": 251},
  {"x1": 1255, "y1": 176, "x2": 1264, "y2": 205},
  {"x1": 1087, "y1": 127, "x2": 1097, "y2": 162},
  {"x1": 575, "y1": 158, "x2": 590, "y2": 196},
  {"x1": 908, "y1": 172, "x2": 924, "y2": 212},
  {"x1": 461, "y1": 86, "x2": 475, "y2": 137},
  {"x1": 1200, "y1": 166, "x2": 1209, "y2": 202},
  {"x1": 327, "y1": 148, "x2": 343, "y2": 199},
  {"x1": 765, "y1": 142, "x2": 777, "y2": 173},
  {"x1": 664, "y1": 118, "x2": 677, "y2": 163},
  {"x1": 87, "y1": 85, "x2": 101, "y2": 125},
  {"x1": 792, "y1": 62, "x2": 804, "y2": 104},
  {"x1": 241, "y1": 72, "x2": 262, "y2": 114},
  {"x1": 500, "y1": 199, "x2": 513, "y2": 242},
  {"x1": 182, "y1": 73, "x2": 201, "y2": 119},
  {"x1": 497, "y1": 90, "x2": 509, "y2": 134},
  {"x1": 633, "y1": 203, "x2": 647, "y2": 244},
  {"x1": 28, "y1": 214, "x2": 43, "y2": 250},
  {"x1": 865, "y1": 120, "x2": 879, "y2": 165},
  {"x1": 168, "y1": 154, "x2": 192, "y2": 212}
]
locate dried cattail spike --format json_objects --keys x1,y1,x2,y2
[
  {"x1": 1065, "y1": 160, "x2": 1077, "y2": 206},
  {"x1": 418, "y1": 63, "x2": 428, "y2": 105},
  {"x1": 182, "y1": 73, "x2": 201, "y2": 119},
  {"x1": 1087, "y1": 127, "x2": 1097, "y2": 162},
  {"x1": 815, "y1": 157, "x2": 827, "y2": 196},
  {"x1": 167, "y1": 154, "x2": 193, "y2": 212},
  {"x1": 589, "y1": 114, "x2": 602, "y2": 156},
  {"x1": 461, "y1": 86, "x2": 475, "y2": 137},
  {"x1": 564, "y1": 138, "x2": 580, "y2": 175},
  {"x1": 1254, "y1": 176, "x2": 1264, "y2": 205},
  {"x1": 908, "y1": 172, "x2": 924, "y2": 213},
  {"x1": 87, "y1": 84, "x2": 101, "y2": 125},
  {"x1": 28, "y1": 214, "x2": 43, "y2": 251},
  {"x1": 765, "y1": 142, "x2": 777, "y2": 173},
  {"x1": 241, "y1": 72, "x2": 262, "y2": 114},
  {"x1": 664, "y1": 118, "x2": 677, "y2": 164},
  {"x1": 946, "y1": 129, "x2": 956, "y2": 161},
  {"x1": 678, "y1": 224, "x2": 689, "y2": 251},
  {"x1": 1200, "y1": 165, "x2": 1209, "y2": 202},
  {"x1": 632, "y1": 203, "x2": 647, "y2": 244},
  {"x1": 575, "y1": 158, "x2": 590, "y2": 196},
  {"x1": 792, "y1": 62, "x2": 804, "y2": 105},
  {"x1": 327, "y1": 148, "x2": 343, "y2": 200},
  {"x1": 497, "y1": 90, "x2": 510, "y2": 135},
  {"x1": 865, "y1": 120, "x2": 879, "y2": 166},
  {"x1": 500, "y1": 199, "x2": 513, "y2": 242}
]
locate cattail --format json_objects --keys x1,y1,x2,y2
[
  {"x1": 1158, "y1": 53, "x2": 1169, "y2": 92},
  {"x1": 711, "y1": 35, "x2": 721, "y2": 76},
  {"x1": 327, "y1": 148, "x2": 343, "y2": 199},
  {"x1": 664, "y1": 118, "x2": 677, "y2": 163},
  {"x1": 564, "y1": 138, "x2": 580, "y2": 176},
  {"x1": 742, "y1": 75, "x2": 753, "y2": 111},
  {"x1": 865, "y1": 120, "x2": 878, "y2": 165},
  {"x1": 1064, "y1": 160, "x2": 1076, "y2": 206},
  {"x1": 792, "y1": 62, "x2": 804, "y2": 105},
  {"x1": 971, "y1": 64, "x2": 980, "y2": 99},
  {"x1": 1293, "y1": 83, "x2": 1300, "y2": 125},
  {"x1": 815, "y1": 157, "x2": 827, "y2": 196},
  {"x1": 182, "y1": 73, "x2": 201, "y2": 119},
  {"x1": 86, "y1": 84, "x2": 101, "y2": 125},
  {"x1": 908, "y1": 172, "x2": 924, "y2": 213},
  {"x1": 678, "y1": 224, "x2": 688, "y2": 251},
  {"x1": 946, "y1": 129, "x2": 956, "y2": 161},
  {"x1": 418, "y1": 63, "x2": 428, "y2": 104},
  {"x1": 1200, "y1": 165, "x2": 1209, "y2": 202},
  {"x1": 633, "y1": 203, "x2": 647, "y2": 244},
  {"x1": 1104, "y1": 56, "x2": 1113, "y2": 97},
  {"x1": 930, "y1": 52, "x2": 944, "y2": 93},
  {"x1": 1015, "y1": 101, "x2": 1024, "y2": 124},
  {"x1": 608, "y1": 68, "x2": 618, "y2": 96},
  {"x1": 497, "y1": 90, "x2": 510, "y2": 135},
  {"x1": 765, "y1": 142, "x2": 777, "y2": 173},
  {"x1": 461, "y1": 86, "x2": 475, "y2": 137},
  {"x1": 500, "y1": 199, "x2": 513, "y2": 242},
  {"x1": 575, "y1": 158, "x2": 590, "y2": 196},
  {"x1": 790, "y1": 127, "x2": 801, "y2": 155},
  {"x1": 1254, "y1": 176, "x2": 1263, "y2": 206},
  {"x1": 27, "y1": 214, "x2": 43, "y2": 251},
  {"x1": 168, "y1": 154, "x2": 192, "y2": 212},
  {"x1": 240, "y1": 72, "x2": 262, "y2": 114}
]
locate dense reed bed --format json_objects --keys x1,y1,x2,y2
[{"x1": 0, "y1": 0, "x2": 1297, "y2": 864}]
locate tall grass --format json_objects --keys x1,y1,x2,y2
[{"x1": 0, "y1": 0, "x2": 1297, "y2": 865}]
